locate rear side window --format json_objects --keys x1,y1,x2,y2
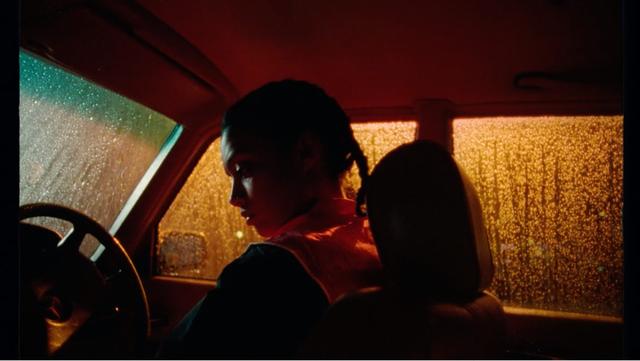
[
  {"x1": 20, "y1": 50, "x2": 180, "y2": 255},
  {"x1": 453, "y1": 115, "x2": 623, "y2": 318},
  {"x1": 156, "y1": 121, "x2": 417, "y2": 280}
]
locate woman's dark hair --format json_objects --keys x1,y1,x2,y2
[{"x1": 222, "y1": 79, "x2": 369, "y2": 216}]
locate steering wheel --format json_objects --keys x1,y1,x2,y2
[{"x1": 19, "y1": 203, "x2": 150, "y2": 358}]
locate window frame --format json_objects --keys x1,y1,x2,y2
[
  {"x1": 140, "y1": 100, "x2": 624, "y2": 353},
  {"x1": 145, "y1": 98, "x2": 622, "y2": 285},
  {"x1": 414, "y1": 98, "x2": 624, "y2": 357},
  {"x1": 413, "y1": 99, "x2": 622, "y2": 150}
]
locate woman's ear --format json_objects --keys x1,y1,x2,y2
[{"x1": 295, "y1": 132, "x2": 324, "y2": 174}]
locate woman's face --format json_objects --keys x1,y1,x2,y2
[{"x1": 221, "y1": 129, "x2": 311, "y2": 237}]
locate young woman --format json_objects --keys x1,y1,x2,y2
[{"x1": 159, "y1": 80, "x2": 382, "y2": 358}]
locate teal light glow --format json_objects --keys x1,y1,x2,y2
[
  {"x1": 20, "y1": 49, "x2": 180, "y2": 250},
  {"x1": 20, "y1": 50, "x2": 176, "y2": 148}
]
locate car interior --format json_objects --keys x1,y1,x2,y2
[{"x1": 17, "y1": 0, "x2": 630, "y2": 358}]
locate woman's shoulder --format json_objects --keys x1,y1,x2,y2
[
  {"x1": 221, "y1": 242, "x2": 296, "y2": 273},
  {"x1": 217, "y1": 243, "x2": 326, "y2": 296}
]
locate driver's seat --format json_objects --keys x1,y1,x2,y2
[{"x1": 300, "y1": 140, "x2": 506, "y2": 359}]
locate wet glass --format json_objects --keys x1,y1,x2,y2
[{"x1": 453, "y1": 115, "x2": 623, "y2": 317}]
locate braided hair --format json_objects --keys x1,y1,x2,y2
[{"x1": 222, "y1": 79, "x2": 369, "y2": 216}]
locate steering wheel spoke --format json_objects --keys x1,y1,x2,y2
[{"x1": 59, "y1": 225, "x2": 87, "y2": 252}]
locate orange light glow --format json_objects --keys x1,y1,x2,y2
[
  {"x1": 453, "y1": 115, "x2": 623, "y2": 317},
  {"x1": 157, "y1": 121, "x2": 417, "y2": 279}
]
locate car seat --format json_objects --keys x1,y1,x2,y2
[{"x1": 299, "y1": 140, "x2": 506, "y2": 359}]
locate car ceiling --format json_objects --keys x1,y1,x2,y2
[
  {"x1": 136, "y1": 0, "x2": 622, "y2": 109},
  {"x1": 20, "y1": 0, "x2": 622, "y2": 128}
]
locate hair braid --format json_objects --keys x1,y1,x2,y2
[{"x1": 351, "y1": 141, "x2": 369, "y2": 217}]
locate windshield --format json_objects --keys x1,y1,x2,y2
[{"x1": 19, "y1": 50, "x2": 181, "y2": 252}]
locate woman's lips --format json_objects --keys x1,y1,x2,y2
[{"x1": 240, "y1": 210, "x2": 254, "y2": 224}]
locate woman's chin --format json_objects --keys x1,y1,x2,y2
[{"x1": 253, "y1": 223, "x2": 279, "y2": 238}]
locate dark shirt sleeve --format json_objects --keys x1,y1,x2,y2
[{"x1": 158, "y1": 244, "x2": 329, "y2": 359}]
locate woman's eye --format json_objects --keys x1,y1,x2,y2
[{"x1": 235, "y1": 163, "x2": 253, "y2": 178}]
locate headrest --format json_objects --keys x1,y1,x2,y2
[{"x1": 366, "y1": 140, "x2": 493, "y2": 300}]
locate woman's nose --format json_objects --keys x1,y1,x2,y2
[{"x1": 229, "y1": 178, "x2": 246, "y2": 207}]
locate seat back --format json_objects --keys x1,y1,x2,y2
[
  {"x1": 300, "y1": 140, "x2": 506, "y2": 358},
  {"x1": 300, "y1": 288, "x2": 505, "y2": 359}
]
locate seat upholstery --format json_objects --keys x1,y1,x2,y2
[{"x1": 299, "y1": 140, "x2": 506, "y2": 359}]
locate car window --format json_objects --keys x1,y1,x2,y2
[
  {"x1": 156, "y1": 121, "x2": 417, "y2": 280},
  {"x1": 19, "y1": 50, "x2": 181, "y2": 256},
  {"x1": 453, "y1": 115, "x2": 623, "y2": 318}
]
